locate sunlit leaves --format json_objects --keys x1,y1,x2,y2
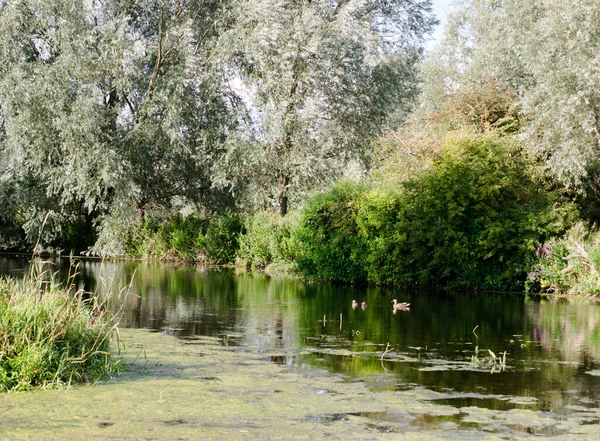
[
  {"x1": 421, "y1": 0, "x2": 600, "y2": 189},
  {"x1": 214, "y1": 0, "x2": 436, "y2": 213}
]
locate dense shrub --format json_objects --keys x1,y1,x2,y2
[
  {"x1": 296, "y1": 181, "x2": 369, "y2": 283},
  {"x1": 123, "y1": 213, "x2": 244, "y2": 264},
  {"x1": 124, "y1": 217, "x2": 180, "y2": 259},
  {"x1": 237, "y1": 211, "x2": 301, "y2": 272},
  {"x1": 296, "y1": 133, "x2": 574, "y2": 289},
  {"x1": 0, "y1": 273, "x2": 120, "y2": 391},
  {"x1": 382, "y1": 133, "x2": 571, "y2": 289},
  {"x1": 354, "y1": 189, "x2": 406, "y2": 284},
  {"x1": 196, "y1": 213, "x2": 244, "y2": 264},
  {"x1": 169, "y1": 216, "x2": 208, "y2": 259}
]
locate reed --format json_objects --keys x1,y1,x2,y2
[{"x1": 0, "y1": 268, "x2": 120, "y2": 391}]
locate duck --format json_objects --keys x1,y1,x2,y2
[
  {"x1": 351, "y1": 299, "x2": 358, "y2": 309},
  {"x1": 392, "y1": 299, "x2": 410, "y2": 311},
  {"x1": 361, "y1": 301, "x2": 367, "y2": 310}
]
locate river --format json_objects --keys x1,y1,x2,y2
[{"x1": 1, "y1": 255, "x2": 599, "y2": 439}]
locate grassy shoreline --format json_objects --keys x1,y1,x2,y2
[{"x1": 0, "y1": 271, "x2": 120, "y2": 392}]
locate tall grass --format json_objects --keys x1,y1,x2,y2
[{"x1": 0, "y1": 268, "x2": 120, "y2": 391}]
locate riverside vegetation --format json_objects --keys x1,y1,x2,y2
[
  {"x1": 105, "y1": 130, "x2": 578, "y2": 292},
  {"x1": 1, "y1": 0, "x2": 600, "y2": 294},
  {"x1": 0, "y1": 268, "x2": 120, "y2": 391}
]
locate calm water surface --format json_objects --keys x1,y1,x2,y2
[{"x1": 3, "y1": 255, "x2": 600, "y2": 418}]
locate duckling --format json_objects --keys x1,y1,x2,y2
[{"x1": 392, "y1": 299, "x2": 410, "y2": 311}]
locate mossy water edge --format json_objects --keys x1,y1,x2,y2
[{"x1": 1, "y1": 328, "x2": 599, "y2": 440}]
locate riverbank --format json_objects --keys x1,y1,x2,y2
[
  {"x1": 88, "y1": 133, "x2": 584, "y2": 293},
  {"x1": 0, "y1": 273, "x2": 119, "y2": 391},
  {"x1": 1, "y1": 328, "x2": 598, "y2": 440}
]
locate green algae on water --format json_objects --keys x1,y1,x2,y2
[{"x1": 1, "y1": 328, "x2": 599, "y2": 440}]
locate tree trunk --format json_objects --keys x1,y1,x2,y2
[
  {"x1": 277, "y1": 172, "x2": 289, "y2": 216},
  {"x1": 593, "y1": 104, "x2": 600, "y2": 148}
]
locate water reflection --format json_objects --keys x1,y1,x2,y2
[{"x1": 2, "y1": 255, "x2": 600, "y2": 415}]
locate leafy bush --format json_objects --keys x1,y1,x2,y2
[
  {"x1": 237, "y1": 211, "x2": 301, "y2": 272},
  {"x1": 354, "y1": 189, "x2": 406, "y2": 284},
  {"x1": 124, "y1": 217, "x2": 172, "y2": 259},
  {"x1": 388, "y1": 133, "x2": 559, "y2": 288},
  {"x1": 0, "y1": 272, "x2": 120, "y2": 391},
  {"x1": 376, "y1": 133, "x2": 574, "y2": 289},
  {"x1": 530, "y1": 223, "x2": 600, "y2": 295},
  {"x1": 296, "y1": 133, "x2": 574, "y2": 289},
  {"x1": 123, "y1": 213, "x2": 243, "y2": 264},
  {"x1": 196, "y1": 213, "x2": 244, "y2": 264},
  {"x1": 296, "y1": 181, "x2": 369, "y2": 283},
  {"x1": 169, "y1": 216, "x2": 208, "y2": 259}
]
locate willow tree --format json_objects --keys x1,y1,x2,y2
[
  {"x1": 506, "y1": 0, "x2": 600, "y2": 189},
  {"x1": 0, "y1": 0, "x2": 233, "y2": 253},
  {"x1": 216, "y1": 0, "x2": 436, "y2": 215},
  {"x1": 420, "y1": 0, "x2": 600, "y2": 191}
]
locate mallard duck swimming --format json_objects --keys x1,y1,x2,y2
[{"x1": 392, "y1": 299, "x2": 410, "y2": 311}]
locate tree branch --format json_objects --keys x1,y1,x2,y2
[{"x1": 146, "y1": 9, "x2": 164, "y2": 98}]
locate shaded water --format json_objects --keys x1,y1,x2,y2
[{"x1": 2, "y1": 255, "x2": 600, "y2": 438}]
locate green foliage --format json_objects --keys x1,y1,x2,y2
[
  {"x1": 0, "y1": 220, "x2": 25, "y2": 251},
  {"x1": 0, "y1": 181, "x2": 26, "y2": 251},
  {"x1": 237, "y1": 211, "x2": 301, "y2": 273},
  {"x1": 354, "y1": 189, "x2": 406, "y2": 285},
  {"x1": 169, "y1": 217, "x2": 208, "y2": 260},
  {"x1": 296, "y1": 133, "x2": 573, "y2": 289},
  {"x1": 421, "y1": 0, "x2": 600, "y2": 190},
  {"x1": 531, "y1": 223, "x2": 600, "y2": 295},
  {"x1": 296, "y1": 181, "x2": 369, "y2": 283},
  {"x1": 573, "y1": 161, "x2": 600, "y2": 224},
  {"x1": 196, "y1": 214, "x2": 244, "y2": 265},
  {"x1": 373, "y1": 81, "x2": 521, "y2": 192},
  {"x1": 371, "y1": 122, "x2": 441, "y2": 189},
  {"x1": 470, "y1": 346, "x2": 507, "y2": 373},
  {"x1": 52, "y1": 214, "x2": 98, "y2": 255},
  {"x1": 0, "y1": 0, "x2": 435, "y2": 251},
  {"x1": 0, "y1": 211, "x2": 26, "y2": 252},
  {"x1": 123, "y1": 214, "x2": 243, "y2": 264},
  {"x1": 393, "y1": 133, "x2": 574, "y2": 289},
  {"x1": 0, "y1": 0, "x2": 235, "y2": 254},
  {"x1": 391, "y1": 133, "x2": 556, "y2": 288},
  {"x1": 435, "y1": 81, "x2": 522, "y2": 134},
  {"x1": 214, "y1": 0, "x2": 436, "y2": 214},
  {"x1": 124, "y1": 218, "x2": 174, "y2": 260},
  {"x1": 0, "y1": 272, "x2": 120, "y2": 391}
]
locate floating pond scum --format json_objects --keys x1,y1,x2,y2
[{"x1": 1, "y1": 328, "x2": 599, "y2": 440}]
